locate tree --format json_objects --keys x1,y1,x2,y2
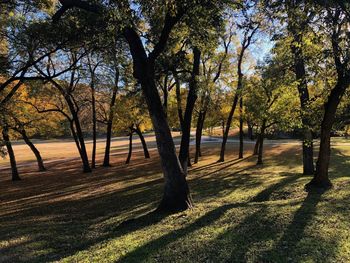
[
  {"x1": 286, "y1": 0, "x2": 316, "y2": 175},
  {"x1": 193, "y1": 19, "x2": 233, "y2": 163},
  {"x1": 1, "y1": 123, "x2": 20, "y2": 181},
  {"x1": 305, "y1": 4, "x2": 350, "y2": 190},
  {"x1": 52, "y1": 0, "x2": 228, "y2": 211},
  {"x1": 113, "y1": 93, "x2": 152, "y2": 164},
  {"x1": 219, "y1": 7, "x2": 260, "y2": 162},
  {"x1": 32, "y1": 50, "x2": 92, "y2": 173},
  {"x1": 245, "y1": 59, "x2": 300, "y2": 165},
  {"x1": 86, "y1": 53, "x2": 102, "y2": 169}
]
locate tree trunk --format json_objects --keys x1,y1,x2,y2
[
  {"x1": 124, "y1": 27, "x2": 192, "y2": 211},
  {"x1": 219, "y1": 92, "x2": 239, "y2": 162},
  {"x1": 135, "y1": 126, "x2": 150, "y2": 159},
  {"x1": 174, "y1": 71, "x2": 184, "y2": 131},
  {"x1": 103, "y1": 78, "x2": 119, "y2": 167},
  {"x1": 103, "y1": 120, "x2": 113, "y2": 167},
  {"x1": 288, "y1": 20, "x2": 315, "y2": 175},
  {"x1": 257, "y1": 121, "x2": 266, "y2": 165},
  {"x1": 20, "y1": 129, "x2": 46, "y2": 172},
  {"x1": 239, "y1": 97, "x2": 244, "y2": 159},
  {"x1": 2, "y1": 127, "x2": 20, "y2": 181},
  {"x1": 253, "y1": 135, "x2": 260, "y2": 156},
  {"x1": 51, "y1": 80, "x2": 92, "y2": 173},
  {"x1": 219, "y1": 38, "x2": 247, "y2": 162},
  {"x1": 163, "y1": 74, "x2": 169, "y2": 118},
  {"x1": 306, "y1": 77, "x2": 349, "y2": 190},
  {"x1": 125, "y1": 130, "x2": 133, "y2": 164},
  {"x1": 306, "y1": 124, "x2": 332, "y2": 189},
  {"x1": 247, "y1": 121, "x2": 254, "y2": 141},
  {"x1": 179, "y1": 47, "x2": 201, "y2": 173},
  {"x1": 69, "y1": 120, "x2": 82, "y2": 154},
  {"x1": 302, "y1": 129, "x2": 314, "y2": 175},
  {"x1": 91, "y1": 84, "x2": 97, "y2": 169},
  {"x1": 305, "y1": 85, "x2": 343, "y2": 189},
  {"x1": 194, "y1": 110, "x2": 205, "y2": 163},
  {"x1": 71, "y1": 110, "x2": 91, "y2": 173}
]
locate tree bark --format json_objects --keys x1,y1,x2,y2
[
  {"x1": 239, "y1": 97, "x2": 244, "y2": 159},
  {"x1": 19, "y1": 129, "x2": 46, "y2": 172},
  {"x1": 162, "y1": 74, "x2": 169, "y2": 118},
  {"x1": 124, "y1": 27, "x2": 192, "y2": 212},
  {"x1": 135, "y1": 126, "x2": 150, "y2": 159},
  {"x1": 179, "y1": 47, "x2": 201, "y2": 173},
  {"x1": 2, "y1": 127, "x2": 20, "y2": 181}
]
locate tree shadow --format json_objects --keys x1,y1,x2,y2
[
  {"x1": 117, "y1": 173, "x2": 301, "y2": 262},
  {"x1": 1, "y1": 143, "x2": 348, "y2": 262},
  {"x1": 259, "y1": 191, "x2": 326, "y2": 262},
  {"x1": 116, "y1": 202, "x2": 248, "y2": 263},
  {"x1": 328, "y1": 147, "x2": 350, "y2": 179}
]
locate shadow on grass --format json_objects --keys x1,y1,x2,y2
[
  {"x1": 118, "y1": 173, "x2": 302, "y2": 262},
  {"x1": 1, "y1": 143, "x2": 348, "y2": 262},
  {"x1": 116, "y1": 202, "x2": 249, "y2": 263},
  {"x1": 259, "y1": 191, "x2": 325, "y2": 262}
]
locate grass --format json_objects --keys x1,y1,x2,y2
[{"x1": 1, "y1": 141, "x2": 350, "y2": 262}]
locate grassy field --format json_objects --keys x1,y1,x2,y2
[{"x1": 1, "y1": 140, "x2": 350, "y2": 262}]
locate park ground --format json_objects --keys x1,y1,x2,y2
[{"x1": 1, "y1": 135, "x2": 350, "y2": 262}]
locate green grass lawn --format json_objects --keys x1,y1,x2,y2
[{"x1": 1, "y1": 143, "x2": 350, "y2": 263}]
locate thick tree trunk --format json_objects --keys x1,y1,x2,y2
[
  {"x1": 306, "y1": 124, "x2": 332, "y2": 189},
  {"x1": 135, "y1": 126, "x2": 150, "y2": 159},
  {"x1": 103, "y1": 81, "x2": 119, "y2": 167},
  {"x1": 306, "y1": 78, "x2": 349, "y2": 190},
  {"x1": 91, "y1": 85, "x2": 97, "y2": 169},
  {"x1": 20, "y1": 129, "x2": 46, "y2": 172},
  {"x1": 179, "y1": 47, "x2": 201, "y2": 173},
  {"x1": 125, "y1": 130, "x2": 133, "y2": 164},
  {"x1": 239, "y1": 97, "x2": 244, "y2": 159},
  {"x1": 302, "y1": 130, "x2": 314, "y2": 175},
  {"x1": 124, "y1": 28, "x2": 192, "y2": 211},
  {"x1": 2, "y1": 127, "x2": 20, "y2": 181}
]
